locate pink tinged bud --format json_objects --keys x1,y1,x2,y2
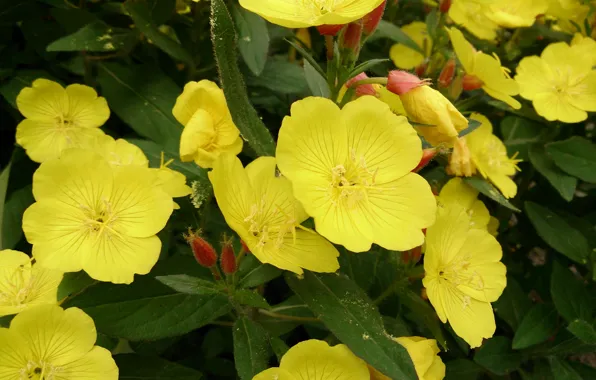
[
  {"x1": 462, "y1": 74, "x2": 484, "y2": 91},
  {"x1": 317, "y1": 24, "x2": 344, "y2": 36},
  {"x1": 341, "y1": 21, "x2": 363, "y2": 52},
  {"x1": 220, "y1": 242, "x2": 236, "y2": 275},
  {"x1": 363, "y1": 0, "x2": 387, "y2": 35},
  {"x1": 387, "y1": 70, "x2": 431, "y2": 95},
  {"x1": 413, "y1": 148, "x2": 437, "y2": 172},
  {"x1": 346, "y1": 73, "x2": 377, "y2": 97},
  {"x1": 185, "y1": 231, "x2": 217, "y2": 268},
  {"x1": 438, "y1": 59, "x2": 456, "y2": 88},
  {"x1": 439, "y1": 0, "x2": 452, "y2": 13}
]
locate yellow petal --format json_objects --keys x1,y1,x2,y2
[
  {"x1": 390, "y1": 22, "x2": 431, "y2": 70},
  {"x1": 396, "y1": 336, "x2": 443, "y2": 379},
  {"x1": 16, "y1": 79, "x2": 68, "y2": 120},
  {"x1": 446, "y1": 27, "x2": 476, "y2": 73},
  {"x1": 179, "y1": 109, "x2": 215, "y2": 162},
  {"x1": 424, "y1": 205, "x2": 471, "y2": 273},
  {"x1": 567, "y1": 71, "x2": 596, "y2": 112},
  {"x1": 448, "y1": 0, "x2": 499, "y2": 41},
  {"x1": 59, "y1": 346, "x2": 118, "y2": 380},
  {"x1": 254, "y1": 367, "x2": 297, "y2": 380},
  {"x1": 0, "y1": 328, "x2": 29, "y2": 377},
  {"x1": 515, "y1": 56, "x2": 554, "y2": 100},
  {"x1": 94, "y1": 135, "x2": 148, "y2": 167},
  {"x1": 64, "y1": 83, "x2": 110, "y2": 128},
  {"x1": 173, "y1": 80, "x2": 228, "y2": 126},
  {"x1": 153, "y1": 167, "x2": 192, "y2": 199},
  {"x1": 532, "y1": 92, "x2": 587, "y2": 123}
]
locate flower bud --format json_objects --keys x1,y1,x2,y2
[
  {"x1": 346, "y1": 73, "x2": 377, "y2": 97},
  {"x1": 413, "y1": 148, "x2": 437, "y2": 172},
  {"x1": 439, "y1": 0, "x2": 452, "y2": 13},
  {"x1": 448, "y1": 138, "x2": 475, "y2": 177},
  {"x1": 220, "y1": 240, "x2": 236, "y2": 275},
  {"x1": 401, "y1": 245, "x2": 422, "y2": 264},
  {"x1": 341, "y1": 20, "x2": 363, "y2": 54},
  {"x1": 387, "y1": 70, "x2": 430, "y2": 95},
  {"x1": 317, "y1": 24, "x2": 344, "y2": 36},
  {"x1": 185, "y1": 229, "x2": 217, "y2": 268},
  {"x1": 438, "y1": 59, "x2": 456, "y2": 88},
  {"x1": 363, "y1": 0, "x2": 387, "y2": 36},
  {"x1": 462, "y1": 74, "x2": 484, "y2": 91},
  {"x1": 414, "y1": 62, "x2": 427, "y2": 78}
]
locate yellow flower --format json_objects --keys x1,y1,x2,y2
[
  {"x1": 437, "y1": 178, "x2": 490, "y2": 230},
  {"x1": 369, "y1": 337, "x2": 446, "y2": 380},
  {"x1": 423, "y1": 203, "x2": 507, "y2": 348},
  {"x1": 0, "y1": 250, "x2": 63, "y2": 317},
  {"x1": 546, "y1": 0, "x2": 591, "y2": 35},
  {"x1": 571, "y1": 34, "x2": 596, "y2": 67},
  {"x1": 276, "y1": 96, "x2": 436, "y2": 253},
  {"x1": 387, "y1": 70, "x2": 468, "y2": 147},
  {"x1": 253, "y1": 339, "x2": 369, "y2": 380},
  {"x1": 486, "y1": 0, "x2": 547, "y2": 28},
  {"x1": 449, "y1": 0, "x2": 499, "y2": 41},
  {"x1": 22, "y1": 149, "x2": 173, "y2": 284},
  {"x1": 209, "y1": 154, "x2": 339, "y2": 274},
  {"x1": 390, "y1": 21, "x2": 432, "y2": 70},
  {"x1": 515, "y1": 41, "x2": 596, "y2": 123},
  {"x1": 16, "y1": 79, "x2": 109, "y2": 163},
  {"x1": 446, "y1": 27, "x2": 521, "y2": 109},
  {"x1": 0, "y1": 304, "x2": 118, "y2": 379},
  {"x1": 152, "y1": 153, "x2": 192, "y2": 210},
  {"x1": 173, "y1": 80, "x2": 243, "y2": 169},
  {"x1": 239, "y1": 0, "x2": 385, "y2": 28}
]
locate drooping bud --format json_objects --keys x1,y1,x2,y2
[
  {"x1": 346, "y1": 73, "x2": 377, "y2": 97},
  {"x1": 413, "y1": 148, "x2": 437, "y2": 172},
  {"x1": 387, "y1": 70, "x2": 431, "y2": 95},
  {"x1": 341, "y1": 20, "x2": 364, "y2": 54},
  {"x1": 448, "y1": 138, "x2": 475, "y2": 177},
  {"x1": 363, "y1": 0, "x2": 387, "y2": 36},
  {"x1": 462, "y1": 74, "x2": 484, "y2": 91},
  {"x1": 220, "y1": 239, "x2": 236, "y2": 275},
  {"x1": 317, "y1": 24, "x2": 344, "y2": 36},
  {"x1": 439, "y1": 0, "x2": 452, "y2": 13},
  {"x1": 438, "y1": 59, "x2": 456, "y2": 88},
  {"x1": 184, "y1": 229, "x2": 217, "y2": 268}
]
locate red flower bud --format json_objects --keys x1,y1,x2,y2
[
  {"x1": 413, "y1": 148, "x2": 437, "y2": 172},
  {"x1": 346, "y1": 73, "x2": 377, "y2": 97},
  {"x1": 363, "y1": 0, "x2": 387, "y2": 36},
  {"x1": 341, "y1": 20, "x2": 363, "y2": 53},
  {"x1": 401, "y1": 245, "x2": 422, "y2": 264},
  {"x1": 387, "y1": 70, "x2": 431, "y2": 95},
  {"x1": 414, "y1": 62, "x2": 428, "y2": 78},
  {"x1": 220, "y1": 241, "x2": 236, "y2": 275},
  {"x1": 317, "y1": 24, "x2": 344, "y2": 36},
  {"x1": 438, "y1": 59, "x2": 456, "y2": 88},
  {"x1": 462, "y1": 74, "x2": 484, "y2": 91},
  {"x1": 185, "y1": 229, "x2": 217, "y2": 268},
  {"x1": 240, "y1": 240, "x2": 250, "y2": 254},
  {"x1": 439, "y1": 0, "x2": 452, "y2": 13}
]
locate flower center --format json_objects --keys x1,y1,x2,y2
[
  {"x1": 0, "y1": 263, "x2": 33, "y2": 307},
  {"x1": 243, "y1": 198, "x2": 298, "y2": 250},
  {"x1": 327, "y1": 150, "x2": 378, "y2": 209},
  {"x1": 298, "y1": 0, "x2": 338, "y2": 15},
  {"x1": 21, "y1": 361, "x2": 61, "y2": 380},
  {"x1": 437, "y1": 255, "x2": 484, "y2": 308},
  {"x1": 80, "y1": 198, "x2": 120, "y2": 239}
]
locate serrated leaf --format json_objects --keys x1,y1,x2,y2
[
  {"x1": 116, "y1": 354, "x2": 203, "y2": 379},
  {"x1": 234, "y1": 289, "x2": 270, "y2": 309},
  {"x1": 464, "y1": 177, "x2": 520, "y2": 211},
  {"x1": 474, "y1": 337, "x2": 522, "y2": 375},
  {"x1": 47, "y1": 21, "x2": 136, "y2": 52},
  {"x1": 231, "y1": 4, "x2": 269, "y2": 76},
  {"x1": 233, "y1": 317, "x2": 270, "y2": 380},
  {"x1": 525, "y1": 202, "x2": 590, "y2": 264},
  {"x1": 529, "y1": 144, "x2": 577, "y2": 202},
  {"x1": 567, "y1": 320, "x2": 596, "y2": 344},
  {"x1": 156, "y1": 274, "x2": 220, "y2": 295},
  {"x1": 304, "y1": 60, "x2": 330, "y2": 98},
  {"x1": 512, "y1": 304, "x2": 558, "y2": 349},
  {"x1": 551, "y1": 262, "x2": 593, "y2": 323},
  {"x1": 546, "y1": 137, "x2": 596, "y2": 183},
  {"x1": 373, "y1": 20, "x2": 423, "y2": 54},
  {"x1": 286, "y1": 272, "x2": 417, "y2": 380}
]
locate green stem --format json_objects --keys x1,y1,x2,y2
[
  {"x1": 258, "y1": 309, "x2": 320, "y2": 323},
  {"x1": 349, "y1": 77, "x2": 388, "y2": 87},
  {"x1": 373, "y1": 278, "x2": 406, "y2": 306}
]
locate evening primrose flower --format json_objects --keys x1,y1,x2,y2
[
  {"x1": 276, "y1": 96, "x2": 436, "y2": 253},
  {"x1": 437, "y1": 178, "x2": 490, "y2": 230},
  {"x1": 0, "y1": 250, "x2": 63, "y2": 317},
  {"x1": 571, "y1": 34, "x2": 596, "y2": 67},
  {"x1": 515, "y1": 42, "x2": 596, "y2": 123},
  {"x1": 239, "y1": 0, "x2": 385, "y2": 28},
  {"x1": 369, "y1": 337, "x2": 446, "y2": 380},
  {"x1": 486, "y1": 0, "x2": 547, "y2": 28},
  {"x1": 387, "y1": 70, "x2": 468, "y2": 147},
  {"x1": 209, "y1": 154, "x2": 339, "y2": 274},
  {"x1": 423, "y1": 203, "x2": 507, "y2": 348},
  {"x1": 173, "y1": 80, "x2": 243, "y2": 168},
  {"x1": 0, "y1": 304, "x2": 118, "y2": 379},
  {"x1": 446, "y1": 27, "x2": 521, "y2": 109},
  {"x1": 389, "y1": 21, "x2": 432, "y2": 70},
  {"x1": 22, "y1": 149, "x2": 173, "y2": 284},
  {"x1": 449, "y1": 0, "x2": 499, "y2": 41},
  {"x1": 253, "y1": 339, "x2": 369, "y2": 380},
  {"x1": 16, "y1": 79, "x2": 109, "y2": 163}
]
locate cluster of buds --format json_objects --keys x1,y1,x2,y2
[
  {"x1": 317, "y1": 0, "x2": 387, "y2": 38},
  {"x1": 185, "y1": 229, "x2": 250, "y2": 277}
]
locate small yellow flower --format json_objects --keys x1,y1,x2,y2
[
  {"x1": 449, "y1": 0, "x2": 499, "y2": 41},
  {"x1": 276, "y1": 96, "x2": 436, "y2": 253},
  {"x1": 446, "y1": 27, "x2": 521, "y2": 109},
  {"x1": 0, "y1": 250, "x2": 63, "y2": 317},
  {"x1": 390, "y1": 21, "x2": 432, "y2": 70},
  {"x1": 173, "y1": 80, "x2": 243, "y2": 168},
  {"x1": 515, "y1": 41, "x2": 596, "y2": 123},
  {"x1": 369, "y1": 337, "x2": 446, "y2": 380},
  {"x1": 22, "y1": 149, "x2": 173, "y2": 284},
  {"x1": 239, "y1": 0, "x2": 385, "y2": 28},
  {"x1": 486, "y1": 0, "x2": 548, "y2": 28},
  {"x1": 423, "y1": 203, "x2": 507, "y2": 348},
  {"x1": 437, "y1": 178, "x2": 490, "y2": 230},
  {"x1": 209, "y1": 154, "x2": 339, "y2": 274},
  {"x1": 254, "y1": 339, "x2": 369, "y2": 380},
  {"x1": 16, "y1": 79, "x2": 109, "y2": 163},
  {"x1": 0, "y1": 304, "x2": 118, "y2": 379}
]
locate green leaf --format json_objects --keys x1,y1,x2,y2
[
  {"x1": 372, "y1": 20, "x2": 424, "y2": 54},
  {"x1": 546, "y1": 136, "x2": 596, "y2": 183},
  {"x1": 234, "y1": 289, "x2": 270, "y2": 309},
  {"x1": 551, "y1": 262, "x2": 593, "y2": 323},
  {"x1": 124, "y1": 0, "x2": 193, "y2": 64},
  {"x1": 512, "y1": 304, "x2": 558, "y2": 349},
  {"x1": 339, "y1": 248, "x2": 381, "y2": 292},
  {"x1": 115, "y1": 354, "x2": 203, "y2": 379},
  {"x1": 46, "y1": 21, "x2": 136, "y2": 52},
  {"x1": 57, "y1": 271, "x2": 96, "y2": 301},
  {"x1": 464, "y1": 177, "x2": 520, "y2": 212},
  {"x1": 233, "y1": 317, "x2": 270, "y2": 380},
  {"x1": 529, "y1": 144, "x2": 577, "y2": 202},
  {"x1": 445, "y1": 359, "x2": 484, "y2": 380},
  {"x1": 0, "y1": 70, "x2": 56, "y2": 108},
  {"x1": 493, "y1": 277, "x2": 532, "y2": 330},
  {"x1": 237, "y1": 255, "x2": 282, "y2": 288},
  {"x1": 156, "y1": 275, "x2": 220, "y2": 295},
  {"x1": 269, "y1": 336, "x2": 289, "y2": 361},
  {"x1": 2, "y1": 184, "x2": 34, "y2": 249},
  {"x1": 0, "y1": 161, "x2": 11, "y2": 250},
  {"x1": 500, "y1": 116, "x2": 544, "y2": 161},
  {"x1": 349, "y1": 58, "x2": 390, "y2": 79},
  {"x1": 285, "y1": 38, "x2": 325, "y2": 78},
  {"x1": 550, "y1": 357, "x2": 583, "y2": 380},
  {"x1": 258, "y1": 296, "x2": 316, "y2": 336},
  {"x1": 248, "y1": 58, "x2": 308, "y2": 95},
  {"x1": 211, "y1": 0, "x2": 276, "y2": 157},
  {"x1": 147, "y1": 0, "x2": 176, "y2": 25},
  {"x1": 567, "y1": 320, "x2": 596, "y2": 344},
  {"x1": 400, "y1": 289, "x2": 448, "y2": 350},
  {"x1": 286, "y1": 272, "x2": 417, "y2": 380},
  {"x1": 525, "y1": 202, "x2": 590, "y2": 264},
  {"x1": 569, "y1": 362, "x2": 596, "y2": 380},
  {"x1": 474, "y1": 336, "x2": 522, "y2": 375},
  {"x1": 96, "y1": 62, "x2": 182, "y2": 150},
  {"x1": 458, "y1": 118, "x2": 483, "y2": 138},
  {"x1": 304, "y1": 60, "x2": 331, "y2": 98},
  {"x1": 230, "y1": 4, "x2": 269, "y2": 76}
]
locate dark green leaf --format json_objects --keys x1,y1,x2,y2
[
  {"x1": 47, "y1": 21, "x2": 136, "y2": 52},
  {"x1": 57, "y1": 271, "x2": 97, "y2": 301},
  {"x1": 0, "y1": 0, "x2": 33, "y2": 23},
  {"x1": 0, "y1": 161, "x2": 10, "y2": 250},
  {"x1": 546, "y1": 137, "x2": 596, "y2": 183},
  {"x1": 445, "y1": 359, "x2": 484, "y2": 380},
  {"x1": 258, "y1": 296, "x2": 316, "y2": 336},
  {"x1": 269, "y1": 336, "x2": 289, "y2": 361},
  {"x1": 248, "y1": 58, "x2": 308, "y2": 94},
  {"x1": 231, "y1": 4, "x2": 269, "y2": 76},
  {"x1": 237, "y1": 255, "x2": 282, "y2": 288},
  {"x1": 304, "y1": 60, "x2": 330, "y2": 98},
  {"x1": 339, "y1": 249, "x2": 381, "y2": 292},
  {"x1": 567, "y1": 320, "x2": 596, "y2": 344},
  {"x1": 569, "y1": 362, "x2": 596, "y2": 380},
  {"x1": 116, "y1": 354, "x2": 203, "y2": 379},
  {"x1": 2, "y1": 184, "x2": 34, "y2": 249},
  {"x1": 400, "y1": 289, "x2": 448, "y2": 350},
  {"x1": 500, "y1": 116, "x2": 544, "y2": 161},
  {"x1": 525, "y1": 202, "x2": 590, "y2": 264},
  {"x1": 286, "y1": 272, "x2": 417, "y2": 380},
  {"x1": 550, "y1": 357, "x2": 583, "y2": 380},
  {"x1": 233, "y1": 317, "x2": 270, "y2": 380},
  {"x1": 464, "y1": 177, "x2": 520, "y2": 211},
  {"x1": 211, "y1": 0, "x2": 276, "y2": 156},
  {"x1": 493, "y1": 277, "x2": 532, "y2": 330},
  {"x1": 383, "y1": 316, "x2": 411, "y2": 337},
  {"x1": 529, "y1": 144, "x2": 577, "y2": 202},
  {"x1": 474, "y1": 336, "x2": 522, "y2": 375},
  {"x1": 458, "y1": 118, "x2": 482, "y2": 138},
  {"x1": 156, "y1": 274, "x2": 220, "y2": 295},
  {"x1": 551, "y1": 262, "x2": 592, "y2": 323},
  {"x1": 512, "y1": 304, "x2": 558, "y2": 349},
  {"x1": 147, "y1": 0, "x2": 176, "y2": 25},
  {"x1": 285, "y1": 38, "x2": 325, "y2": 78},
  {"x1": 372, "y1": 20, "x2": 424, "y2": 54},
  {"x1": 234, "y1": 289, "x2": 270, "y2": 309},
  {"x1": 0, "y1": 70, "x2": 56, "y2": 108},
  {"x1": 349, "y1": 58, "x2": 390, "y2": 79}
]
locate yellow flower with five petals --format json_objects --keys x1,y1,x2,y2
[{"x1": 486, "y1": 0, "x2": 548, "y2": 28}]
